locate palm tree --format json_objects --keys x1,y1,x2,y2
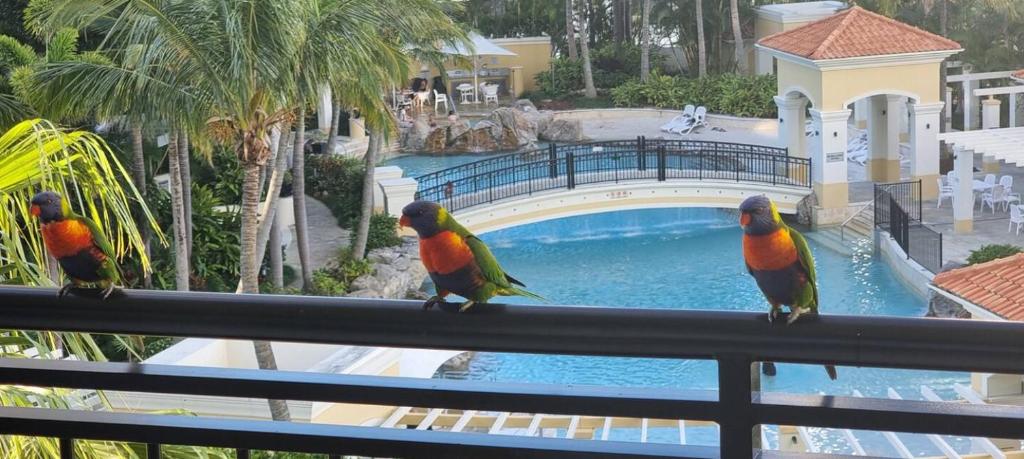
[
  {"x1": 352, "y1": 127, "x2": 380, "y2": 259},
  {"x1": 578, "y1": 0, "x2": 597, "y2": 98},
  {"x1": 640, "y1": 0, "x2": 652, "y2": 82},
  {"x1": 291, "y1": 106, "x2": 313, "y2": 291},
  {"x1": 695, "y1": 0, "x2": 707, "y2": 77},
  {"x1": 729, "y1": 0, "x2": 746, "y2": 73},
  {"x1": 165, "y1": 130, "x2": 189, "y2": 291},
  {"x1": 565, "y1": 0, "x2": 579, "y2": 59}
]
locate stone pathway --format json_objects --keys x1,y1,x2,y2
[{"x1": 283, "y1": 196, "x2": 350, "y2": 286}]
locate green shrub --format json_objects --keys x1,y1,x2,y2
[
  {"x1": 966, "y1": 244, "x2": 1023, "y2": 265},
  {"x1": 533, "y1": 57, "x2": 584, "y2": 97},
  {"x1": 351, "y1": 213, "x2": 403, "y2": 256},
  {"x1": 610, "y1": 73, "x2": 778, "y2": 118},
  {"x1": 306, "y1": 155, "x2": 364, "y2": 227},
  {"x1": 309, "y1": 269, "x2": 349, "y2": 296},
  {"x1": 307, "y1": 249, "x2": 373, "y2": 296}
]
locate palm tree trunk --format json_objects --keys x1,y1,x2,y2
[
  {"x1": 236, "y1": 125, "x2": 293, "y2": 293},
  {"x1": 177, "y1": 130, "x2": 193, "y2": 262},
  {"x1": 578, "y1": 0, "x2": 597, "y2": 98},
  {"x1": 640, "y1": 0, "x2": 651, "y2": 82},
  {"x1": 269, "y1": 217, "x2": 283, "y2": 288},
  {"x1": 730, "y1": 0, "x2": 746, "y2": 73},
  {"x1": 166, "y1": 131, "x2": 189, "y2": 292},
  {"x1": 324, "y1": 100, "x2": 342, "y2": 155},
  {"x1": 129, "y1": 123, "x2": 151, "y2": 289},
  {"x1": 695, "y1": 0, "x2": 707, "y2": 78},
  {"x1": 253, "y1": 340, "x2": 290, "y2": 420},
  {"x1": 613, "y1": 0, "x2": 624, "y2": 45},
  {"x1": 940, "y1": 0, "x2": 948, "y2": 36},
  {"x1": 566, "y1": 0, "x2": 579, "y2": 60},
  {"x1": 352, "y1": 128, "x2": 381, "y2": 260},
  {"x1": 292, "y1": 107, "x2": 313, "y2": 291}
]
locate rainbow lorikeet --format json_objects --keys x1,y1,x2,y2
[
  {"x1": 31, "y1": 191, "x2": 120, "y2": 299},
  {"x1": 399, "y1": 200, "x2": 543, "y2": 312},
  {"x1": 739, "y1": 195, "x2": 837, "y2": 380}
]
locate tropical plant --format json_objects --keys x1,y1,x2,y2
[
  {"x1": 351, "y1": 213, "x2": 403, "y2": 257},
  {"x1": 306, "y1": 155, "x2": 365, "y2": 227},
  {"x1": 966, "y1": 244, "x2": 1023, "y2": 265},
  {"x1": 610, "y1": 73, "x2": 778, "y2": 117}
]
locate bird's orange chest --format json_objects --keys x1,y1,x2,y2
[
  {"x1": 419, "y1": 231, "x2": 475, "y2": 275},
  {"x1": 40, "y1": 220, "x2": 94, "y2": 258},
  {"x1": 743, "y1": 229, "x2": 798, "y2": 271}
]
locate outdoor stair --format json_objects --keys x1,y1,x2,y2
[{"x1": 805, "y1": 202, "x2": 873, "y2": 256}]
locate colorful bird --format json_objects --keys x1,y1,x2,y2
[
  {"x1": 31, "y1": 191, "x2": 120, "y2": 299},
  {"x1": 399, "y1": 200, "x2": 543, "y2": 312},
  {"x1": 739, "y1": 195, "x2": 837, "y2": 380}
]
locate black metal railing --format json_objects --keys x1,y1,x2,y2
[
  {"x1": 415, "y1": 138, "x2": 806, "y2": 212},
  {"x1": 0, "y1": 287, "x2": 1021, "y2": 458},
  {"x1": 874, "y1": 181, "x2": 943, "y2": 272}
]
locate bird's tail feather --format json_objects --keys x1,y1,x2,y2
[
  {"x1": 504, "y1": 286, "x2": 546, "y2": 302},
  {"x1": 825, "y1": 364, "x2": 837, "y2": 380}
]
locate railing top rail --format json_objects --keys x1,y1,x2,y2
[{"x1": 1, "y1": 287, "x2": 1021, "y2": 375}]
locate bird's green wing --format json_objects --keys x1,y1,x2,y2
[
  {"x1": 73, "y1": 214, "x2": 115, "y2": 259},
  {"x1": 465, "y1": 235, "x2": 512, "y2": 288},
  {"x1": 788, "y1": 226, "x2": 818, "y2": 309}
]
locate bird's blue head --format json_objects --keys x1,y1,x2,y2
[
  {"x1": 739, "y1": 195, "x2": 780, "y2": 236},
  {"x1": 399, "y1": 200, "x2": 446, "y2": 238},
  {"x1": 30, "y1": 191, "x2": 67, "y2": 224}
]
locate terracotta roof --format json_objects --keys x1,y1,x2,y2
[
  {"x1": 933, "y1": 254, "x2": 1024, "y2": 321},
  {"x1": 1012, "y1": 69, "x2": 1024, "y2": 81},
  {"x1": 757, "y1": 6, "x2": 961, "y2": 60}
]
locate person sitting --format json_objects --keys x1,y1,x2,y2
[{"x1": 447, "y1": 110, "x2": 459, "y2": 124}]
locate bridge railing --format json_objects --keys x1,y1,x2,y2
[
  {"x1": 416, "y1": 138, "x2": 807, "y2": 212},
  {"x1": 0, "y1": 287, "x2": 1021, "y2": 458}
]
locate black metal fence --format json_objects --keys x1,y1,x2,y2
[
  {"x1": 874, "y1": 181, "x2": 943, "y2": 272},
  {"x1": 415, "y1": 138, "x2": 807, "y2": 212},
  {"x1": 0, "y1": 287, "x2": 1021, "y2": 458}
]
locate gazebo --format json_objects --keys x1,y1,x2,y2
[{"x1": 756, "y1": 6, "x2": 961, "y2": 225}]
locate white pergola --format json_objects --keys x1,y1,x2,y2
[{"x1": 937, "y1": 127, "x2": 1024, "y2": 232}]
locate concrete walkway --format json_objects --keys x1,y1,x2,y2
[{"x1": 283, "y1": 196, "x2": 351, "y2": 285}]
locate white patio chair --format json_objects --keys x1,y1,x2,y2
[
  {"x1": 981, "y1": 185, "x2": 1006, "y2": 213},
  {"x1": 483, "y1": 84, "x2": 499, "y2": 106},
  {"x1": 677, "y1": 106, "x2": 708, "y2": 136},
  {"x1": 999, "y1": 175, "x2": 1013, "y2": 191},
  {"x1": 1010, "y1": 205, "x2": 1024, "y2": 235},
  {"x1": 433, "y1": 90, "x2": 449, "y2": 114},
  {"x1": 946, "y1": 170, "x2": 958, "y2": 186},
  {"x1": 936, "y1": 178, "x2": 954, "y2": 208},
  {"x1": 660, "y1": 105, "x2": 695, "y2": 132},
  {"x1": 984, "y1": 174, "x2": 997, "y2": 187}
]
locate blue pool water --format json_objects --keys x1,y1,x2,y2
[
  {"x1": 383, "y1": 153, "x2": 498, "y2": 178},
  {"x1": 425, "y1": 208, "x2": 971, "y2": 455}
]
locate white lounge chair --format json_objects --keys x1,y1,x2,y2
[
  {"x1": 676, "y1": 106, "x2": 707, "y2": 136},
  {"x1": 483, "y1": 84, "x2": 499, "y2": 106},
  {"x1": 433, "y1": 89, "x2": 448, "y2": 114},
  {"x1": 660, "y1": 105, "x2": 695, "y2": 132},
  {"x1": 936, "y1": 178, "x2": 954, "y2": 208},
  {"x1": 1010, "y1": 205, "x2": 1024, "y2": 235}
]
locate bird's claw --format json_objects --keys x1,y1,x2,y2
[
  {"x1": 458, "y1": 300, "x2": 476, "y2": 312},
  {"x1": 100, "y1": 285, "x2": 117, "y2": 300},
  {"x1": 57, "y1": 283, "x2": 74, "y2": 298},
  {"x1": 768, "y1": 306, "x2": 781, "y2": 324},
  {"x1": 786, "y1": 307, "x2": 808, "y2": 325},
  {"x1": 423, "y1": 296, "x2": 442, "y2": 310}
]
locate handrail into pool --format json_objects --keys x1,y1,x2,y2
[
  {"x1": 415, "y1": 137, "x2": 806, "y2": 213},
  {"x1": 0, "y1": 286, "x2": 1020, "y2": 458}
]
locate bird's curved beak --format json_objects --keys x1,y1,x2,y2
[
  {"x1": 30, "y1": 205, "x2": 40, "y2": 218},
  {"x1": 399, "y1": 215, "x2": 410, "y2": 228},
  {"x1": 739, "y1": 212, "x2": 751, "y2": 228}
]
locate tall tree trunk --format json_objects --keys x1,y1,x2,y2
[
  {"x1": 129, "y1": 123, "x2": 151, "y2": 289},
  {"x1": 166, "y1": 131, "x2": 189, "y2": 292},
  {"x1": 730, "y1": 0, "x2": 747, "y2": 73},
  {"x1": 177, "y1": 130, "x2": 192, "y2": 262},
  {"x1": 324, "y1": 100, "x2": 342, "y2": 155},
  {"x1": 566, "y1": 0, "x2": 579, "y2": 60},
  {"x1": 613, "y1": 0, "x2": 624, "y2": 45},
  {"x1": 695, "y1": 0, "x2": 707, "y2": 78},
  {"x1": 269, "y1": 217, "x2": 283, "y2": 288},
  {"x1": 292, "y1": 107, "x2": 313, "y2": 291},
  {"x1": 640, "y1": 0, "x2": 652, "y2": 82},
  {"x1": 352, "y1": 129, "x2": 381, "y2": 260},
  {"x1": 578, "y1": 0, "x2": 597, "y2": 98},
  {"x1": 623, "y1": 0, "x2": 632, "y2": 41},
  {"x1": 236, "y1": 125, "x2": 292, "y2": 294},
  {"x1": 940, "y1": 0, "x2": 948, "y2": 36},
  {"x1": 240, "y1": 152, "x2": 291, "y2": 422}
]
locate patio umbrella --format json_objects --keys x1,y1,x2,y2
[{"x1": 439, "y1": 32, "x2": 517, "y2": 103}]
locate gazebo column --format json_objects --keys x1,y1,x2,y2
[
  {"x1": 981, "y1": 97, "x2": 1002, "y2": 173},
  {"x1": 854, "y1": 99, "x2": 868, "y2": 129},
  {"x1": 810, "y1": 109, "x2": 850, "y2": 213},
  {"x1": 953, "y1": 146, "x2": 974, "y2": 234},
  {"x1": 866, "y1": 95, "x2": 902, "y2": 182},
  {"x1": 944, "y1": 87, "x2": 953, "y2": 131},
  {"x1": 775, "y1": 95, "x2": 808, "y2": 178},
  {"x1": 909, "y1": 102, "x2": 944, "y2": 199}
]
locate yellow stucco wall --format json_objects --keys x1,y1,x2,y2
[
  {"x1": 754, "y1": 17, "x2": 784, "y2": 41},
  {"x1": 819, "y1": 62, "x2": 942, "y2": 110},
  {"x1": 776, "y1": 60, "x2": 823, "y2": 107},
  {"x1": 312, "y1": 362, "x2": 400, "y2": 426},
  {"x1": 490, "y1": 38, "x2": 552, "y2": 93}
]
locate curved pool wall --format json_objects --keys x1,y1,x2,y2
[{"x1": 427, "y1": 208, "x2": 970, "y2": 455}]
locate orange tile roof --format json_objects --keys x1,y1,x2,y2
[
  {"x1": 1013, "y1": 69, "x2": 1024, "y2": 81},
  {"x1": 933, "y1": 253, "x2": 1024, "y2": 321},
  {"x1": 757, "y1": 6, "x2": 961, "y2": 60}
]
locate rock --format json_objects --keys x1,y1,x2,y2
[
  {"x1": 512, "y1": 99, "x2": 538, "y2": 112},
  {"x1": 539, "y1": 118, "x2": 583, "y2": 142},
  {"x1": 348, "y1": 237, "x2": 428, "y2": 299},
  {"x1": 926, "y1": 292, "x2": 971, "y2": 318},
  {"x1": 796, "y1": 193, "x2": 818, "y2": 226},
  {"x1": 423, "y1": 128, "x2": 447, "y2": 153},
  {"x1": 486, "y1": 107, "x2": 538, "y2": 148},
  {"x1": 448, "y1": 120, "x2": 471, "y2": 140},
  {"x1": 400, "y1": 119, "x2": 431, "y2": 151}
]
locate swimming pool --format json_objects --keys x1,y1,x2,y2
[{"x1": 426, "y1": 208, "x2": 970, "y2": 455}]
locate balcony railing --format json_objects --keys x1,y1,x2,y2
[{"x1": 0, "y1": 286, "x2": 1021, "y2": 458}]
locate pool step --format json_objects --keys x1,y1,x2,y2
[{"x1": 807, "y1": 225, "x2": 870, "y2": 256}]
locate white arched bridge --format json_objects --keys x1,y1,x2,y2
[{"x1": 379, "y1": 138, "x2": 813, "y2": 233}]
